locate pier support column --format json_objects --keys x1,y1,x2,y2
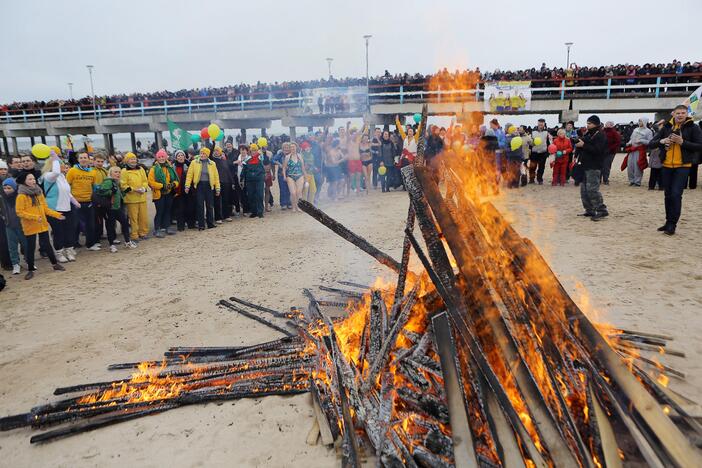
[
  {"x1": 30, "y1": 136, "x2": 36, "y2": 146},
  {"x1": 130, "y1": 132, "x2": 137, "y2": 153},
  {"x1": 10, "y1": 137, "x2": 19, "y2": 156},
  {"x1": 307, "y1": 126, "x2": 313, "y2": 133},
  {"x1": 289, "y1": 127, "x2": 296, "y2": 139},
  {"x1": 2, "y1": 138, "x2": 8, "y2": 157},
  {"x1": 103, "y1": 134, "x2": 113, "y2": 154},
  {"x1": 154, "y1": 132, "x2": 163, "y2": 150},
  {"x1": 240, "y1": 129, "x2": 247, "y2": 145},
  {"x1": 40, "y1": 135, "x2": 46, "y2": 144}
]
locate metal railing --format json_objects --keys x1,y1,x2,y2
[{"x1": 3, "y1": 74, "x2": 701, "y2": 124}]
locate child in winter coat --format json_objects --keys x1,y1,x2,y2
[
  {"x1": 96, "y1": 166, "x2": 137, "y2": 252},
  {"x1": 14, "y1": 172, "x2": 65, "y2": 280},
  {"x1": 1, "y1": 177, "x2": 27, "y2": 275},
  {"x1": 552, "y1": 129, "x2": 573, "y2": 186}
]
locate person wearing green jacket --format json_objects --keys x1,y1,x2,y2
[
  {"x1": 242, "y1": 144, "x2": 265, "y2": 218},
  {"x1": 97, "y1": 166, "x2": 137, "y2": 252}
]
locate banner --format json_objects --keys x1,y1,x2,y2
[
  {"x1": 683, "y1": 85, "x2": 702, "y2": 120},
  {"x1": 168, "y1": 119, "x2": 192, "y2": 151},
  {"x1": 301, "y1": 86, "x2": 367, "y2": 114},
  {"x1": 485, "y1": 81, "x2": 531, "y2": 113}
]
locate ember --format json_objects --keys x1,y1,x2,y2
[{"x1": 2, "y1": 105, "x2": 701, "y2": 467}]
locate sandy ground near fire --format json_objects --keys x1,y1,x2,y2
[{"x1": 1, "y1": 154, "x2": 701, "y2": 467}]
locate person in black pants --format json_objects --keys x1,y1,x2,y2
[
  {"x1": 224, "y1": 142, "x2": 242, "y2": 216},
  {"x1": 242, "y1": 144, "x2": 265, "y2": 218},
  {"x1": 212, "y1": 146, "x2": 233, "y2": 222},
  {"x1": 649, "y1": 105, "x2": 702, "y2": 235},
  {"x1": 184, "y1": 147, "x2": 220, "y2": 230}
]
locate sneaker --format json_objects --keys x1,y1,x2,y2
[
  {"x1": 578, "y1": 212, "x2": 594, "y2": 217},
  {"x1": 126, "y1": 241, "x2": 138, "y2": 249},
  {"x1": 12, "y1": 264, "x2": 20, "y2": 275},
  {"x1": 155, "y1": 230, "x2": 166, "y2": 238},
  {"x1": 664, "y1": 225, "x2": 676, "y2": 236},
  {"x1": 24, "y1": 271, "x2": 34, "y2": 280},
  {"x1": 88, "y1": 244, "x2": 102, "y2": 251},
  {"x1": 55, "y1": 249, "x2": 69, "y2": 263},
  {"x1": 166, "y1": 227, "x2": 177, "y2": 235},
  {"x1": 65, "y1": 247, "x2": 76, "y2": 262},
  {"x1": 113, "y1": 239, "x2": 121, "y2": 245},
  {"x1": 53, "y1": 263, "x2": 65, "y2": 271},
  {"x1": 225, "y1": 217, "x2": 233, "y2": 222},
  {"x1": 110, "y1": 245, "x2": 118, "y2": 253},
  {"x1": 591, "y1": 212, "x2": 608, "y2": 222},
  {"x1": 216, "y1": 219, "x2": 223, "y2": 224}
]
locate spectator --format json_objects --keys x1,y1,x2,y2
[
  {"x1": 575, "y1": 115, "x2": 608, "y2": 221},
  {"x1": 649, "y1": 105, "x2": 702, "y2": 235},
  {"x1": 242, "y1": 144, "x2": 265, "y2": 218},
  {"x1": 602, "y1": 121, "x2": 621, "y2": 185},
  {"x1": 148, "y1": 149, "x2": 178, "y2": 237},
  {"x1": 1, "y1": 177, "x2": 27, "y2": 275},
  {"x1": 121, "y1": 152, "x2": 150, "y2": 241},
  {"x1": 552, "y1": 129, "x2": 573, "y2": 186},
  {"x1": 66, "y1": 152, "x2": 100, "y2": 250},
  {"x1": 14, "y1": 172, "x2": 65, "y2": 280},
  {"x1": 185, "y1": 147, "x2": 220, "y2": 230},
  {"x1": 97, "y1": 166, "x2": 136, "y2": 252},
  {"x1": 273, "y1": 142, "x2": 292, "y2": 209},
  {"x1": 42, "y1": 152, "x2": 79, "y2": 262},
  {"x1": 172, "y1": 150, "x2": 193, "y2": 231},
  {"x1": 529, "y1": 119, "x2": 550, "y2": 185},
  {"x1": 211, "y1": 146, "x2": 233, "y2": 223},
  {"x1": 626, "y1": 118, "x2": 653, "y2": 186}
]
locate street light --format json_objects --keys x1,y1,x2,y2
[
  {"x1": 86, "y1": 65, "x2": 96, "y2": 119},
  {"x1": 326, "y1": 57, "x2": 333, "y2": 80},
  {"x1": 363, "y1": 35, "x2": 372, "y2": 111},
  {"x1": 564, "y1": 42, "x2": 574, "y2": 69},
  {"x1": 68, "y1": 82, "x2": 74, "y2": 100}
]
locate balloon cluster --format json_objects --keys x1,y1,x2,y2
[{"x1": 31, "y1": 144, "x2": 52, "y2": 159}]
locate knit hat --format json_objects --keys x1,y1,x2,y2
[
  {"x1": 174, "y1": 150, "x2": 185, "y2": 157},
  {"x1": 155, "y1": 149, "x2": 168, "y2": 158},
  {"x1": 124, "y1": 152, "x2": 137, "y2": 161},
  {"x1": 15, "y1": 171, "x2": 29, "y2": 185},
  {"x1": 2, "y1": 177, "x2": 16, "y2": 191},
  {"x1": 249, "y1": 143, "x2": 259, "y2": 152},
  {"x1": 587, "y1": 115, "x2": 601, "y2": 126},
  {"x1": 200, "y1": 147, "x2": 211, "y2": 156},
  {"x1": 0, "y1": 160, "x2": 7, "y2": 170},
  {"x1": 214, "y1": 146, "x2": 223, "y2": 153}
]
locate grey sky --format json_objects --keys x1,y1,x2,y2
[{"x1": 1, "y1": 0, "x2": 699, "y2": 104}]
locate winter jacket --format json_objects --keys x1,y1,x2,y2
[
  {"x1": 42, "y1": 160, "x2": 76, "y2": 212},
  {"x1": 628, "y1": 124, "x2": 653, "y2": 147},
  {"x1": 578, "y1": 128, "x2": 607, "y2": 170},
  {"x1": 603, "y1": 127, "x2": 622, "y2": 155},
  {"x1": 213, "y1": 156, "x2": 232, "y2": 184},
  {"x1": 15, "y1": 192, "x2": 62, "y2": 235},
  {"x1": 552, "y1": 136, "x2": 573, "y2": 158},
  {"x1": 96, "y1": 178, "x2": 126, "y2": 210},
  {"x1": 380, "y1": 139, "x2": 396, "y2": 166},
  {"x1": 649, "y1": 117, "x2": 702, "y2": 167},
  {"x1": 120, "y1": 166, "x2": 149, "y2": 204},
  {"x1": 185, "y1": 159, "x2": 220, "y2": 191},
  {"x1": 505, "y1": 136, "x2": 524, "y2": 162},
  {"x1": 0, "y1": 191, "x2": 21, "y2": 229},
  {"x1": 173, "y1": 162, "x2": 188, "y2": 196},
  {"x1": 148, "y1": 163, "x2": 179, "y2": 200},
  {"x1": 530, "y1": 129, "x2": 549, "y2": 154}
]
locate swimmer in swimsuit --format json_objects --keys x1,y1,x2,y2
[
  {"x1": 283, "y1": 142, "x2": 307, "y2": 212},
  {"x1": 359, "y1": 133, "x2": 372, "y2": 195},
  {"x1": 346, "y1": 122, "x2": 368, "y2": 195}
]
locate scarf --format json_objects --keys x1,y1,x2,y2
[
  {"x1": 153, "y1": 162, "x2": 177, "y2": 187},
  {"x1": 18, "y1": 184, "x2": 43, "y2": 206}
]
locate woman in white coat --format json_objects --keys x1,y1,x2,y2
[{"x1": 627, "y1": 118, "x2": 653, "y2": 186}]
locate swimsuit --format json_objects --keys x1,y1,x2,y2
[
  {"x1": 286, "y1": 156, "x2": 303, "y2": 181},
  {"x1": 360, "y1": 148, "x2": 372, "y2": 166}
]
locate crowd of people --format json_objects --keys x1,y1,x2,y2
[
  {"x1": 3, "y1": 59, "x2": 699, "y2": 115},
  {"x1": 1, "y1": 104, "x2": 701, "y2": 285}
]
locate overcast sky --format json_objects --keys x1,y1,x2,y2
[{"x1": 1, "y1": 0, "x2": 699, "y2": 104}]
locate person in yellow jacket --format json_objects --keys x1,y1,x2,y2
[
  {"x1": 14, "y1": 172, "x2": 66, "y2": 280},
  {"x1": 148, "y1": 149, "x2": 179, "y2": 237},
  {"x1": 185, "y1": 147, "x2": 220, "y2": 230},
  {"x1": 120, "y1": 152, "x2": 150, "y2": 241},
  {"x1": 66, "y1": 152, "x2": 100, "y2": 250}
]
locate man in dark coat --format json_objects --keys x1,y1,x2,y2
[
  {"x1": 242, "y1": 144, "x2": 265, "y2": 218},
  {"x1": 212, "y1": 147, "x2": 233, "y2": 222},
  {"x1": 649, "y1": 105, "x2": 702, "y2": 235},
  {"x1": 575, "y1": 115, "x2": 608, "y2": 221}
]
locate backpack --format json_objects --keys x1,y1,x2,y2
[{"x1": 92, "y1": 181, "x2": 114, "y2": 209}]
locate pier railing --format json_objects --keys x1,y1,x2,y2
[{"x1": 4, "y1": 72, "x2": 701, "y2": 124}]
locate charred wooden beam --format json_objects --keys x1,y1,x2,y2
[
  {"x1": 218, "y1": 300, "x2": 296, "y2": 337},
  {"x1": 318, "y1": 285, "x2": 365, "y2": 299},
  {"x1": 227, "y1": 296, "x2": 288, "y2": 318},
  {"x1": 298, "y1": 199, "x2": 401, "y2": 272},
  {"x1": 337, "y1": 280, "x2": 371, "y2": 290},
  {"x1": 394, "y1": 206, "x2": 416, "y2": 308},
  {"x1": 368, "y1": 291, "x2": 383, "y2": 365}
]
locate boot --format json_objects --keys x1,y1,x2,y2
[
  {"x1": 55, "y1": 249, "x2": 69, "y2": 263},
  {"x1": 65, "y1": 247, "x2": 76, "y2": 262},
  {"x1": 53, "y1": 263, "x2": 65, "y2": 271}
]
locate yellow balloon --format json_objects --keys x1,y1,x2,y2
[
  {"x1": 32, "y1": 143, "x2": 51, "y2": 159},
  {"x1": 257, "y1": 137, "x2": 268, "y2": 148},
  {"x1": 510, "y1": 136, "x2": 523, "y2": 151},
  {"x1": 508, "y1": 126, "x2": 517, "y2": 134},
  {"x1": 378, "y1": 166, "x2": 387, "y2": 175},
  {"x1": 207, "y1": 123, "x2": 221, "y2": 141},
  {"x1": 533, "y1": 137, "x2": 542, "y2": 146}
]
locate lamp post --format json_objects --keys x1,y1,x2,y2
[
  {"x1": 363, "y1": 34, "x2": 372, "y2": 111},
  {"x1": 326, "y1": 57, "x2": 333, "y2": 80},
  {"x1": 68, "y1": 82, "x2": 74, "y2": 100},
  {"x1": 564, "y1": 42, "x2": 574, "y2": 69},
  {"x1": 86, "y1": 65, "x2": 96, "y2": 119}
]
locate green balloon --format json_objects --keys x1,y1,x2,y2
[
  {"x1": 215, "y1": 132, "x2": 224, "y2": 141},
  {"x1": 191, "y1": 133, "x2": 201, "y2": 144}
]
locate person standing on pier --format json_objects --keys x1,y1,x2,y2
[{"x1": 649, "y1": 105, "x2": 702, "y2": 235}]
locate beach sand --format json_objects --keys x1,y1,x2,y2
[{"x1": 1, "y1": 153, "x2": 700, "y2": 467}]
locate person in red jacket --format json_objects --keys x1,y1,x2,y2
[
  {"x1": 602, "y1": 121, "x2": 621, "y2": 184},
  {"x1": 552, "y1": 129, "x2": 572, "y2": 186}
]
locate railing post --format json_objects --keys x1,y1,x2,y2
[
  {"x1": 240, "y1": 95, "x2": 244, "y2": 111},
  {"x1": 78, "y1": 107, "x2": 82, "y2": 120},
  {"x1": 213, "y1": 96, "x2": 218, "y2": 113},
  {"x1": 97, "y1": 105, "x2": 102, "y2": 119},
  {"x1": 655, "y1": 76, "x2": 661, "y2": 98},
  {"x1": 606, "y1": 78, "x2": 612, "y2": 99},
  {"x1": 437, "y1": 85, "x2": 441, "y2": 103},
  {"x1": 164, "y1": 100, "x2": 168, "y2": 117},
  {"x1": 188, "y1": 99, "x2": 192, "y2": 114},
  {"x1": 299, "y1": 91, "x2": 303, "y2": 108},
  {"x1": 140, "y1": 101, "x2": 145, "y2": 117},
  {"x1": 119, "y1": 103, "x2": 123, "y2": 117},
  {"x1": 58, "y1": 107, "x2": 63, "y2": 120},
  {"x1": 560, "y1": 80, "x2": 566, "y2": 100},
  {"x1": 400, "y1": 85, "x2": 404, "y2": 104},
  {"x1": 5, "y1": 112, "x2": 10, "y2": 123},
  {"x1": 40, "y1": 109, "x2": 45, "y2": 122},
  {"x1": 22, "y1": 110, "x2": 27, "y2": 123},
  {"x1": 269, "y1": 93, "x2": 273, "y2": 110}
]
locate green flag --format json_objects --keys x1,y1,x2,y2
[{"x1": 167, "y1": 119, "x2": 192, "y2": 151}]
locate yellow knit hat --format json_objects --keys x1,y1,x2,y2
[{"x1": 200, "y1": 147, "x2": 211, "y2": 156}]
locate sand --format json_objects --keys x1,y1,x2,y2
[{"x1": 1, "y1": 153, "x2": 700, "y2": 467}]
